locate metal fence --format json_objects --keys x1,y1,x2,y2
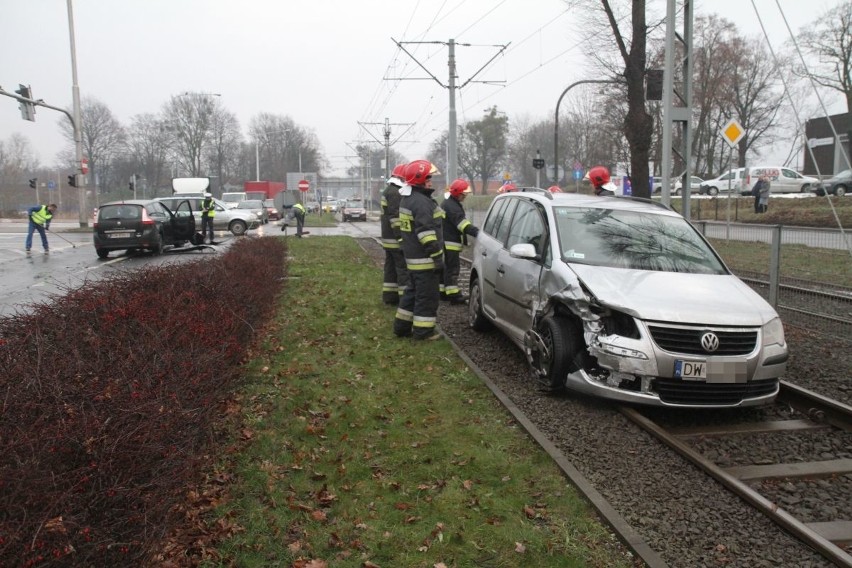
[{"x1": 464, "y1": 201, "x2": 852, "y2": 341}]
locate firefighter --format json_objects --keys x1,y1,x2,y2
[
  {"x1": 393, "y1": 160, "x2": 444, "y2": 341},
  {"x1": 498, "y1": 182, "x2": 517, "y2": 193},
  {"x1": 201, "y1": 192, "x2": 216, "y2": 244},
  {"x1": 380, "y1": 164, "x2": 408, "y2": 305},
  {"x1": 588, "y1": 166, "x2": 616, "y2": 196},
  {"x1": 547, "y1": 185, "x2": 563, "y2": 193},
  {"x1": 441, "y1": 178, "x2": 479, "y2": 305}
]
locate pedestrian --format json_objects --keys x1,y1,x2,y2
[
  {"x1": 441, "y1": 178, "x2": 479, "y2": 305},
  {"x1": 25, "y1": 203, "x2": 58, "y2": 254},
  {"x1": 291, "y1": 202, "x2": 306, "y2": 237},
  {"x1": 588, "y1": 166, "x2": 616, "y2": 196},
  {"x1": 200, "y1": 192, "x2": 216, "y2": 244},
  {"x1": 380, "y1": 164, "x2": 409, "y2": 305},
  {"x1": 393, "y1": 159, "x2": 444, "y2": 341},
  {"x1": 758, "y1": 174, "x2": 771, "y2": 213}
]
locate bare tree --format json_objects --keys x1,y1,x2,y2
[
  {"x1": 126, "y1": 113, "x2": 172, "y2": 194},
  {"x1": 795, "y1": 0, "x2": 852, "y2": 163},
  {"x1": 59, "y1": 96, "x2": 126, "y2": 193},
  {"x1": 0, "y1": 134, "x2": 38, "y2": 212},
  {"x1": 205, "y1": 107, "x2": 242, "y2": 194},
  {"x1": 162, "y1": 93, "x2": 220, "y2": 177},
  {"x1": 728, "y1": 37, "x2": 784, "y2": 166},
  {"x1": 457, "y1": 107, "x2": 509, "y2": 194}
]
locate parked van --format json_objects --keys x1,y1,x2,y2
[
  {"x1": 742, "y1": 166, "x2": 819, "y2": 195},
  {"x1": 700, "y1": 167, "x2": 818, "y2": 196},
  {"x1": 221, "y1": 192, "x2": 247, "y2": 209}
]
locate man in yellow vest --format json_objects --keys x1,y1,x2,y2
[
  {"x1": 26, "y1": 203, "x2": 58, "y2": 254},
  {"x1": 291, "y1": 202, "x2": 306, "y2": 237},
  {"x1": 201, "y1": 192, "x2": 216, "y2": 244}
]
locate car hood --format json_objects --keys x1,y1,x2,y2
[{"x1": 567, "y1": 264, "x2": 777, "y2": 326}]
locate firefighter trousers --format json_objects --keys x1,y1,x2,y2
[
  {"x1": 382, "y1": 248, "x2": 409, "y2": 305},
  {"x1": 393, "y1": 269, "x2": 440, "y2": 339},
  {"x1": 442, "y1": 249, "x2": 461, "y2": 298}
]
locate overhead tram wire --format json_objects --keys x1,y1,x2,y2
[{"x1": 749, "y1": 0, "x2": 852, "y2": 259}]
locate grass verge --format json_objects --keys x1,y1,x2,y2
[{"x1": 206, "y1": 236, "x2": 633, "y2": 567}]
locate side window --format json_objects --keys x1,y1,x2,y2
[
  {"x1": 482, "y1": 198, "x2": 507, "y2": 236},
  {"x1": 146, "y1": 202, "x2": 166, "y2": 219},
  {"x1": 493, "y1": 198, "x2": 518, "y2": 246},
  {"x1": 506, "y1": 201, "x2": 546, "y2": 255},
  {"x1": 782, "y1": 169, "x2": 797, "y2": 179}
]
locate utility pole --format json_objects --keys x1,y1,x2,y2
[
  {"x1": 357, "y1": 118, "x2": 414, "y2": 179},
  {"x1": 661, "y1": 0, "x2": 694, "y2": 217},
  {"x1": 390, "y1": 38, "x2": 509, "y2": 182}
]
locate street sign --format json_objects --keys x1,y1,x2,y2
[
  {"x1": 573, "y1": 168, "x2": 583, "y2": 181},
  {"x1": 48, "y1": 180, "x2": 56, "y2": 189},
  {"x1": 298, "y1": 179, "x2": 310, "y2": 192},
  {"x1": 547, "y1": 165, "x2": 565, "y2": 182},
  {"x1": 721, "y1": 119, "x2": 745, "y2": 148},
  {"x1": 81, "y1": 157, "x2": 89, "y2": 175},
  {"x1": 532, "y1": 158, "x2": 545, "y2": 169}
]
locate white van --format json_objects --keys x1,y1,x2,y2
[
  {"x1": 221, "y1": 192, "x2": 247, "y2": 209},
  {"x1": 700, "y1": 167, "x2": 819, "y2": 196},
  {"x1": 743, "y1": 166, "x2": 819, "y2": 195}
]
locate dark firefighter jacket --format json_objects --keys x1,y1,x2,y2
[
  {"x1": 399, "y1": 186, "x2": 445, "y2": 271},
  {"x1": 380, "y1": 181, "x2": 403, "y2": 249},
  {"x1": 441, "y1": 196, "x2": 479, "y2": 252}
]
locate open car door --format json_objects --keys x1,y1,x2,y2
[{"x1": 172, "y1": 199, "x2": 198, "y2": 242}]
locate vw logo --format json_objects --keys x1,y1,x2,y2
[{"x1": 700, "y1": 332, "x2": 720, "y2": 353}]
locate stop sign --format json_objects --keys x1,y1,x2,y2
[
  {"x1": 81, "y1": 157, "x2": 89, "y2": 175},
  {"x1": 298, "y1": 179, "x2": 310, "y2": 192}
]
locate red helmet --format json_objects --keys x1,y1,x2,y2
[
  {"x1": 499, "y1": 182, "x2": 517, "y2": 193},
  {"x1": 391, "y1": 163, "x2": 406, "y2": 178},
  {"x1": 403, "y1": 160, "x2": 438, "y2": 186},
  {"x1": 448, "y1": 178, "x2": 471, "y2": 197},
  {"x1": 587, "y1": 166, "x2": 611, "y2": 187},
  {"x1": 547, "y1": 185, "x2": 563, "y2": 193}
]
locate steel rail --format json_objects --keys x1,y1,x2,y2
[{"x1": 620, "y1": 402, "x2": 852, "y2": 567}]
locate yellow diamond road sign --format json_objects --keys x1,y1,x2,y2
[{"x1": 722, "y1": 119, "x2": 745, "y2": 147}]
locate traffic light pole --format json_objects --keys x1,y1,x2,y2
[{"x1": 67, "y1": 0, "x2": 87, "y2": 227}]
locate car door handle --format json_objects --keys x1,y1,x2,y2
[{"x1": 497, "y1": 266, "x2": 505, "y2": 275}]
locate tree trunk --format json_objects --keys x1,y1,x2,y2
[{"x1": 623, "y1": 0, "x2": 652, "y2": 197}]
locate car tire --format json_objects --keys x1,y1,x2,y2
[
  {"x1": 708, "y1": 186, "x2": 719, "y2": 196},
  {"x1": 96, "y1": 249, "x2": 109, "y2": 259},
  {"x1": 836, "y1": 185, "x2": 847, "y2": 197},
  {"x1": 528, "y1": 316, "x2": 582, "y2": 392},
  {"x1": 229, "y1": 220, "x2": 248, "y2": 236},
  {"x1": 151, "y1": 233, "x2": 164, "y2": 255},
  {"x1": 468, "y1": 278, "x2": 493, "y2": 332},
  {"x1": 800, "y1": 184, "x2": 810, "y2": 193}
]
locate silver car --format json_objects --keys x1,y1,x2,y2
[
  {"x1": 468, "y1": 189, "x2": 788, "y2": 408},
  {"x1": 156, "y1": 196, "x2": 260, "y2": 236}
]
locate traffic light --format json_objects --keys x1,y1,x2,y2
[
  {"x1": 129, "y1": 180, "x2": 135, "y2": 191},
  {"x1": 28, "y1": 178, "x2": 37, "y2": 189},
  {"x1": 68, "y1": 174, "x2": 77, "y2": 188},
  {"x1": 645, "y1": 69, "x2": 664, "y2": 101},
  {"x1": 14, "y1": 84, "x2": 36, "y2": 122}
]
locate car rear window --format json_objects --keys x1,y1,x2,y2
[{"x1": 99, "y1": 205, "x2": 142, "y2": 220}]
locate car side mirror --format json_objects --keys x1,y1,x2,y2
[{"x1": 509, "y1": 243, "x2": 538, "y2": 260}]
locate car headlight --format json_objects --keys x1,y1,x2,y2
[{"x1": 762, "y1": 317, "x2": 786, "y2": 347}]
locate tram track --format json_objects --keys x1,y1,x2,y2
[
  {"x1": 621, "y1": 383, "x2": 852, "y2": 567},
  {"x1": 356, "y1": 234, "x2": 851, "y2": 566}
]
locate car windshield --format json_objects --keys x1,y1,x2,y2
[
  {"x1": 834, "y1": 169, "x2": 851, "y2": 179},
  {"x1": 553, "y1": 207, "x2": 727, "y2": 274},
  {"x1": 346, "y1": 201, "x2": 363, "y2": 208},
  {"x1": 237, "y1": 200, "x2": 263, "y2": 209}
]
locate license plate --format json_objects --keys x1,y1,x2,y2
[
  {"x1": 106, "y1": 232, "x2": 133, "y2": 239},
  {"x1": 674, "y1": 359, "x2": 707, "y2": 380}
]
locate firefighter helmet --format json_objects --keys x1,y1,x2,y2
[
  {"x1": 587, "y1": 166, "x2": 611, "y2": 187},
  {"x1": 448, "y1": 178, "x2": 471, "y2": 197},
  {"x1": 547, "y1": 185, "x2": 562, "y2": 193},
  {"x1": 403, "y1": 160, "x2": 438, "y2": 186},
  {"x1": 391, "y1": 163, "x2": 406, "y2": 178},
  {"x1": 499, "y1": 182, "x2": 517, "y2": 193}
]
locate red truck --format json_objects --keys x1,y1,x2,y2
[{"x1": 243, "y1": 181, "x2": 285, "y2": 201}]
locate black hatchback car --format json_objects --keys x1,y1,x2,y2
[{"x1": 93, "y1": 199, "x2": 198, "y2": 259}]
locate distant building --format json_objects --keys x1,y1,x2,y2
[{"x1": 803, "y1": 112, "x2": 850, "y2": 176}]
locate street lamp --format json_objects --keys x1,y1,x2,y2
[{"x1": 553, "y1": 80, "x2": 618, "y2": 188}]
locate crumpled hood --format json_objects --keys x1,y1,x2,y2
[{"x1": 567, "y1": 263, "x2": 778, "y2": 326}]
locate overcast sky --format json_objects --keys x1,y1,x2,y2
[{"x1": 1, "y1": 0, "x2": 845, "y2": 177}]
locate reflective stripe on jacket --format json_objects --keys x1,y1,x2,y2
[
  {"x1": 399, "y1": 187, "x2": 444, "y2": 271},
  {"x1": 201, "y1": 198, "x2": 216, "y2": 218},
  {"x1": 441, "y1": 196, "x2": 478, "y2": 252},
  {"x1": 380, "y1": 182, "x2": 403, "y2": 249},
  {"x1": 30, "y1": 205, "x2": 53, "y2": 226}
]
